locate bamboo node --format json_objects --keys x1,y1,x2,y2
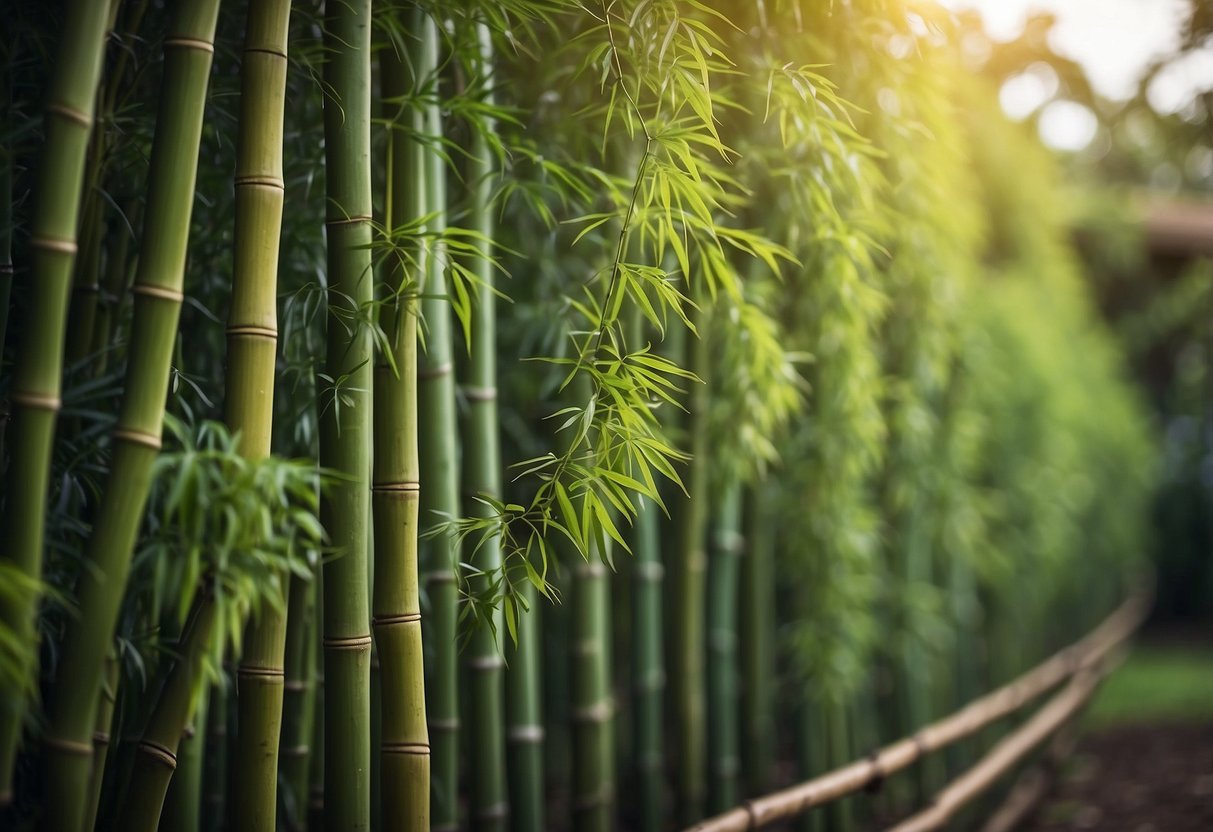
[
  {"x1": 324, "y1": 214, "x2": 373, "y2": 227},
  {"x1": 429, "y1": 718, "x2": 460, "y2": 733},
  {"x1": 636, "y1": 561, "x2": 664, "y2": 581},
  {"x1": 382, "y1": 741, "x2": 430, "y2": 756},
  {"x1": 418, "y1": 361, "x2": 454, "y2": 381},
  {"x1": 10, "y1": 391, "x2": 62, "y2": 412},
  {"x1": 131, "y1": 283, "x2": 185, "y2": 303},
  {"x1": 226, "y1": 324, "x2": 278, "y2": 339},
  {"x1": 571, "y1": 700, "x2": 613, "y2": 723},
  {"x1": 371, "y1": 481, "x2": 421, "y2": 494},
  {"x1": 137, "y1": 739, "x2": 178, "y2": 770},
  {"x1": 423, "y1": 570, "x2": 458, "y2": 585},
  {"x1": 244, "y1": 46, "x2": 288, "y2": 60},
  {"x1": 373, "y1": 612, "x2": 422, "y2": 627},
  {"x1": 237, "y1": 665, "x2": 286, "y2": 679},
  {"x1": 468, "y1": 654, "x2": 505, "y2": 670},
  {"x1": 45, "y1": 102, "x2": 92, "y2": 128},
  {"x1": 282, "y1": 744, "x2": 310, "y2": 758},
  {"x1": 864, "y1": 748, "x2": 885, "y2": 794},
  {"x1": 29, "y1": 235, "x2": 78, "y2": 255},
  {"x1": 323, "y1": 634, "x2": 373, "y2": 650},
  {"x1": 462, "y1": 385, "x2": 498, "y2": 402},
  {"x1": 284, "y1": 680, "x2": 308, "y2": 692},
  {"x1": 234, "y1": 175, "x2": 285, "y2": 191},
  {"x1": 475, "y1": 802, "x2": 509, "y2": 821},
  {"x1": 43, "y1": 736, "x2": 93, "y2": 756},
  {"x1": 92, "y1": 732, "x2": 111, "y2": 747},
  {"x1": 508, "y1": 725, "x2": 545, "y2": 743},
  {"x1": 112, "y1": 427, "x2": 163, "y2": 451},
  {"x1": 164, "y1": 37, "x2": 215, "y2": 54}
]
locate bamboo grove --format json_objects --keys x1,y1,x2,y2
[{"x1": 0, "y1": 2, "x2": 1153, "y2": 831}]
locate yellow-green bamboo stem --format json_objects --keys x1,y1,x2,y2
[
  {"x1": 571, "y1": 546, "x2": 615, "y2": 832},
  {"x1": 0, "y1": 0, "x2": 112, "y2": 799},
  {"x1": 83, "y1": 652, "x2": 120, "y2": 832},
  {"x1": 372, "y1": 26, "x2": 429, "y2": 832},
  {"x1": 413, "y1": 14, "x2": 461, "y2": 830},
  {"x1": 320, "y1": 1, "x2": 374, "y2": 828},
  {"x1": 225, "y1": 2, "x2": 293, "y2": 829},
  {"x1": 40, "y1": 4, "x2": 222, "y2": 828},
  {"x1": 162, "y1": 686, "x2": 209, "y2": 832}
]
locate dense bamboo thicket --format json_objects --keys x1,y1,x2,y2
[{"x1": 0, "y1": 2, "x2": 1155, "y2": 831}]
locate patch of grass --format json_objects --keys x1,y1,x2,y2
[{"x1": 1086, "y1": 643, "x2": 1213, "y2": 727}]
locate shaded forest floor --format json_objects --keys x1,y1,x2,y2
[{"x1": 1023, "y1": 634, "x2": 1213, "y2": 832}]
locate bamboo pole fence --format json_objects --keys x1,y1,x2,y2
[{"x1": 685, "y1": 589, "x2": 1150, "y2": 832}]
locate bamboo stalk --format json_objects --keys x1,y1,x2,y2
[
  {"x1": 631, "y1": 491, "x2": 664, "y2": 832},
  {"x1": 225, "y1": 2, "x2": 293, "y2": 829},
  {"x1": 203, "y1": 680, "x2": 230, "y2": 830},
  {"x1": 571, "y1": 550, "x2": 615, "y2": 832},
  {"x1": 457, "y1": 21, "x2": 508, "y2": 832},
  {"x1": 118, "y1": 592, "x2": 220, "y2": 830},
  {"x1": 83, "y1": 652, "x2": 121, "y2": 832},
  {"x1": 684, "y1": 590, "x2": 1149, "y2": 832},
  {"x1": 739, "y1": 483, "x2": 775, "y2": 796},
  {"x1": 413, "y1": 13, "x2": 462, "y2": 830},
  {"x1": 0, "y1": 0, "x2": 112, "y2": 799},
  {"x1": 707, "y1": 482, "x2": 743, "y2": 813},
  {"x1": 372, "y1": 19, "x2": 430, "y2": 830},
  {"x1": 675, "y1": 315, "x2": 711, "y2": 823},
  {"x1": 162, "y1": 686, "x2": 209, "y2": 832},
  {"x1": 280, "y1": 573, "x2": 318, "y2": 830},
  {"x1": 40, "y1": 4, "x2": 223, "y2": 828},
  {"x1": 319, "y1": 0, "x2": 374, "y2": 828}
]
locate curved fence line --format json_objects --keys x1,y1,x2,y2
[{"x1": 685, "y1": 590, "x2": 1151, "y2": 832}]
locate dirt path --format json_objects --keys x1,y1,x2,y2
[{"x1": 1025, "y1": 721, "x2": 1213, "y2": 831}]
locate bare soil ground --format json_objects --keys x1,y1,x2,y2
[{"x1": 1024, "y1": 720, "x2": 1213, "y2": 832}]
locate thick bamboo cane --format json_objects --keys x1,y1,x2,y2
[
  {"x1": 319, "y1": 0, "x2": 375, "y2": 828},
  {"x1": 0, "y1": 0, "x2": 111, "y2": 799},
  {"x1": 685, "y1": 590, "x2": 1149, "y2": 832},
  {"x1": 373, "y1": 20, "x2": 430, "y2": 830},
  {"x1": 226, "y1": 2, "x2": 293, "y2": 828},
  {"x1": 280, "y1": 573, "x2": 319, "y2": 830},
  {"x1": 40, "y1": 5, "x2": 222, "y2": 828}
]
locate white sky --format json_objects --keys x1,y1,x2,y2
[{"x1": 936, "y1": 0, "x2": 1212, "y2": 148}]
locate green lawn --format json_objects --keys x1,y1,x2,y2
[{"x1": 1086, "y1": 642, "x2": 1213, "y2": 727}]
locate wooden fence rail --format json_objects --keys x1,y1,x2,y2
[{"x1": 685, "y1": 590, "x2": 1151, "y2": 832}]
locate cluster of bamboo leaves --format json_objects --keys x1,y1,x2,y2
[{"x1": 0, "y1": 1, "x2": 1154, "y2": 831}]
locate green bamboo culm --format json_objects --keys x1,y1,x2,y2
[
  {"x1": 225, "y1": 2, "x2": 294, "y2": 829},
  {"x1": 162, "y1": 684, "x2": 209, "y2": 832},
  {"x1": 82, "y1": 652, "x2": 121, "y2": 832},
  {"x1": 739, "y1": 482, "x2": 776, "y2": 796},
  {"x1": 320, "y1": 0, "x2": 374, "y2": 828},
  {"x1": 280, "y1": 573, "x2": 319, "y2": 829},
  {"x1": 706, "y1": 481, "x2": 743, "y2": 812},
  {"x1": 458, "y1": 22, "x2": 508, "y2": 832},
  {"x1": 373, "y1": 21, "x2": 429, "y2": 832},
  {"x1": 414, "y1": 14, "x2": 461, "y2": 831},
  {"x1": 118, "y1": 592, "x2": 219, "y2": 829},
  {"x1": 630, "y1": 493, "x2": 664, "y2": 832},
  {"x1": 204, "y1": 682, "x2": 230, "y2": 829},
  {"x1": 0, "y1": 0, "x2": 111, "y2": 799},
  {"x1": 571, "y1": 539, "x2": 615, "y2": 832},
  {"x1": 675, "y1": 316, "x2": 711, "y2": 823},
  {"x1": 40, "y1": 4, "x2": 222, "y2": 828}
]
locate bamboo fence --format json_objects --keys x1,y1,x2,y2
[{"x1": 685, "y1": 590, "x2": 1150, "y2": 832}]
